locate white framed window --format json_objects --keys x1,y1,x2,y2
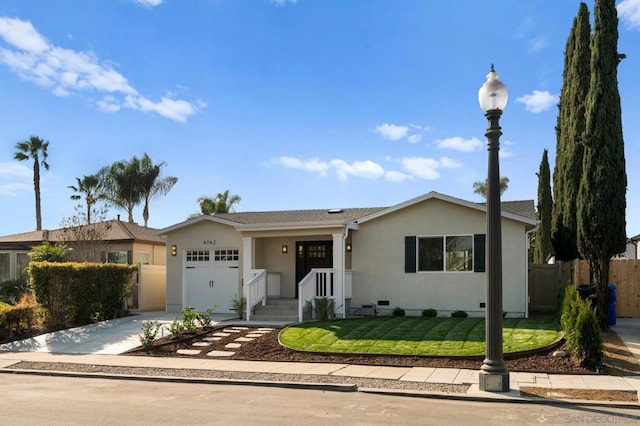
[
  {"x1": 0, "y1": 253, "x2": 10, "y2": 281},
  {"x1": 214, "y1": 249, "x2": 239, "y2": 261},
  {"x1": 417, "y1": 235, "x2": 473, "y2": 272},
  {"x1": 186, "y1": 250, "x2": 210, "y2": 262}
]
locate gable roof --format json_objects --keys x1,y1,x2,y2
[
  {"x1": 356, "y1": 191, "x2": 537, "y2": 226},
  {"x1": 0, "y1": 220, "x2": 166, "y2": 246},
  {"x1": 158, "y1": 191, "x2": 536, "y2": 235}
]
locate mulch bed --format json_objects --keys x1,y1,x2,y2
[{"x1": 127, "y1": 325, "x2": 594, "y2": 375}]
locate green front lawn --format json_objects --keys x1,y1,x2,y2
[{"x1": 279, "y1": 317, "x2": 561, "y2": 356}]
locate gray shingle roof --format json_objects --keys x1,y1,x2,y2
[
  {"x1": 213, "y1": 207, "x2": 386, "y2": 225},
  {"x1": 0, "y1": 220, "x2": 166, "y2": 245}
]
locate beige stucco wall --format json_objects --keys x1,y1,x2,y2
[
  {"x1": 350, "y1": 198, "x2": 528, "y2": 317},
  {"x1": 164, "y1": 220, "x2": 243, "y2": 312}
]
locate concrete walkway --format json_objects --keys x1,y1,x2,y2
[{"x1": 0, "y1": 313, "x2": 638, "y2": 405}]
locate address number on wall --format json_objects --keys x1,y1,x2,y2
[{"x1": 203, "y1": 240, "x2": 216, "y2": 245}]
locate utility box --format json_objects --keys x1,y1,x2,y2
[{"x1": 361, "y1": 303, "x2": 376, "y2": 317}]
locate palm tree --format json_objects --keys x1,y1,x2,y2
[
  {"x1": 139, "y1": 153, "x2": 178, "y2": 227},
  {"x1": 99, "y1": 157, "x2": 142, "y2": 223},
  {"x1": 68, "y1": 174, "x2": 102, "y2": 224},
  {"x1": 197, "y1": 190, "x2": 241, "y2": 215},
  {"x1": 14, "y1": 136, "x2": 50, "y2": 230},
  {"x1": 472, "y1": 177, "x2": 509, "y2": 200}
]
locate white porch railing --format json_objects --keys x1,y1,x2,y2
[
  {"x1": 244, "y1": 269, "x2": 267, "y2": 321},
  {"x1": 298, "y1": 268, "x2": 339, "y2": 322}
]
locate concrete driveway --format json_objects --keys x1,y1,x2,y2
[
  {"x1": 0, "y1": 311, "x2": 235, "y2": 355},
  {"x1": 612, "y1": 318, "x2": 640, "y2": 360}
]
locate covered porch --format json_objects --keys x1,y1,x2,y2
[{"x1": 241, "y1": 229, "x2": 354, "y2": 322}]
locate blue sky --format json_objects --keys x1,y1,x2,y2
[{"x1": 1, "y1": 0, "x2": 639, "y2": 237}]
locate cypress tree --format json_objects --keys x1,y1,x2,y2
[
  {"x1": 534, "y1": 150, "x2": 553, "y2": 264},
  {"x1": 577, "y1": 0, "x2": 627, "y2": 327},
  {"x1": 552, "y1": 2, "x2": 591, "y2": 261}
]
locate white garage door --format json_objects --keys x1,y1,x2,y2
[{"x1": 184, "y1": 249, "x2": 239, "y2": 313}]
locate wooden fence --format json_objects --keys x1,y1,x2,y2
[
  {"x1": 529, "y1": 259, "x2": 640, "y2": 318},
  {"x1": 560, "y1": 259, "x2": 640, "y2": 318}
]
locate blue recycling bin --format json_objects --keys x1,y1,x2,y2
[{"x1": 607, "y1": 283, "x2": 617, "y2": 326}]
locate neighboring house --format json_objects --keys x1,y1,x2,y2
[
  {"x1": 158, "y1": 192, "x2": 537, "y2": 320},
  {"x1": 622, "y1": 234, "x2": 640, "y2": 260},
  {"x1": 0, "y1": 219, "x2": 167, "y2": 281}
]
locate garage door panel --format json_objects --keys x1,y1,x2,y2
[{"x1": 184, "y1": 249, "x2": 239, "y2": 314}]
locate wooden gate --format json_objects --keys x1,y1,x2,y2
[{"x1": 528, "y1": 264, "x2": 563, "y2": 312}]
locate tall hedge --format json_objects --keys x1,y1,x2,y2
[{"x1": 28, "y1": 262, "x2": 137, "y2": 325}]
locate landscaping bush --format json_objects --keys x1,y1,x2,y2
[
  {"x1": 0, "y1": 276, "x2": 30, "y2": 304},
  {"x1": 167, "y1": 306, "x2": 216, "y2": 338},
  {"x1": 422, "y1": 308, "x2": 437, "y2": 317},
  {"x1": 451, "y1": 310, "x2": 468, "y2": 318},
  {"x1": 28, "y1": 261, "x2": 136, "y2": 326},
  {"x1": 0, "y1": 294, "x2": 40, "y2": 340},
  {"x1": 558, "y1": 283, "x2": 603, "y2": 369},
  {"x1": 392, "y1": 307, "x2": 405, "y2": 317},
  {"x1": 231, "y1": 294, "x2": 246, "y2": 319},
  {"x1": 139, "y1": 321, "x2": 162, "y2": 348},
  {"x1": 312, "y1": 297, "x2": 335, "y2": 321},
  {"x1": 29, "y1": 242, "x2": 68, "y2": 262}
]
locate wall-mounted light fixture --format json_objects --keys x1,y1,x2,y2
[
  {"x1": 171, "y1": 245, "x2": 177, "y2": 256},
  {"x1": 346, "y1": 243, "x2": 352, "y2": 253},
  {"x1": 281, "y1": 245, "x2": 288, "y2": 254}
]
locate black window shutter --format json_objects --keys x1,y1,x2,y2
[
  {"x1": 405, "y1": 236, "x2": 416, "y2": 273},
  {"x1": 474, "y1": 234, "x2": 486, "y2": 272},
  {"x1": 127, "y1": 250, "x2": 133, "y2": 264}
]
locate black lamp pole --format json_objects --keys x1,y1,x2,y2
[{"x1": 478, "y1": 65, "x2": 510, "y2": 392}]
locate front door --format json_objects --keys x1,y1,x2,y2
[{"x1": 295, "y1": 240, "x2": 333, "y2": 297}]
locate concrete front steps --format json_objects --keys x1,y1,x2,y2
[{"x1": 250, "y1": 298, "x2": 298, "y2": 322}]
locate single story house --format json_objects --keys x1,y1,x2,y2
[
  {"x1": 158, "y1": 191, "x2": 537, "y2": 320},
  {"x1": 0, "y1": 219, "x2": 166, "y2": 279}
]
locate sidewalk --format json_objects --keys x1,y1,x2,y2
[{"x1": 0, "y1": 313, "x2": 638, "y2": 406}]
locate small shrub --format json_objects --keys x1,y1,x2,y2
[
  {"x1": 181, "y1": 306, "x2": 201, "y2": 333},
  {"x1": 29, "y1": 242, "x2": 68, "y2": 262},
  {"x1": 168, "y1": 317, "x2": 186, "y2": 337},
  {"x1": 422, "y1": 308, "x2": 437, "y2": 317},
  {"x1": 451, "y1": 310, "x2": 468, "y2": 318},
  {"x1": 139, "y1": 321, "x2": 162, "y2": 348},
  {"x1": 573, "y1": 300, "x2": 602, "y2": 368},
  {"x1": 313, "y1": 297, "x2": 335, "y2": 321},
  {"x1": 195, "y1": 307, "x2": 216, "y2": 329},
  {"x1": 231, "y1": 294, "x2": 246, "y2": 319},
  {"x1": 392, "y1": 307, "x2": 405, "y2": 317}
]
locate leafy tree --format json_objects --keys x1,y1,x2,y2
[
  {"x1": 138, "y1": 154, "x2": 178, "y2": 227},
  {"x1": 533, "y1": 150, "x2": 553, "y2": 264},
  {"x1": 472, "y1": 177, "x2": 509, "y2": 201},
  {"x1": 29, "y1": 241, "x2": 68, "y2": 262},
  {"x1": 196, "y1": 190, "x2": 241, "y2": 216},
  {"x1": 68, "y1": 174, "x2": 103, "y2": 225},
  {"x1": 577, "y1": 0, "x2": 627, "y2": 327},
  {"x1": 14, "y1": 136, "x2": 50, "y2": 231},
  {"x1": 552, "y1": 2, "x2": 591, "y2": 261}
]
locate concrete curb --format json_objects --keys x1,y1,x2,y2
[
  {"x1": 2, "y1": 367, "x2": 638, "y2": 408},
  {"x1": 0, "y1": 368, "x2": 358, "y2": 393}
]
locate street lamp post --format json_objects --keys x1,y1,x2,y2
[{"x1": 478, "y1": 65, "x2": 510, "y2": 392}]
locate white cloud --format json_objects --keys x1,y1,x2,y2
[
  {"x1": 0, "y1": 182, "x2": 31, "y2": 196},
  {"x1": 440, "y1": 157, "x2": 462, "y2": 169},
  {"x1": 134, "y1": 0, "x2": 163, "y2": 8},
  {"x1": 516, "y1": 90, "x2": 558, "y2": 114},
  {"x1": 434, "y1": 136, "x2": 483, "y2": 152},
  {"x1": 0, "y1": 162, "x2": 31, "y2": 180},
  {"x1": 385, "y1": 170, "x2": 410, "y2": 183},
  {"x1": 329, "y1": 159, "x2": 385, "y2": 181},
  {"x1": 0, "y1": 16, "x2": 201, "y2": 122},
  {"x1": 407, "y1": 134, "x2": 422, "y2": 144},
  {"x1": 374, "y1": 123, "x2": 409, "y2": 141},
  {"x1": 500, "y1": 149, "x2": 513, "y2": 159},
  {"x1": 272, "y1": 156, "x2": 330, "y2": 175},
  {"x1": 528, "y1": 36, "x2": 547, "y2": 53},
  {"x1": 618, "y1": 0, "x2": 640, "y2": 29},
  {"x1": 401, "y1": 157, "x2": 440, "y2": 180},
  {"x1": 271, "y1": 0, "x2": 297, "y2": 5}
]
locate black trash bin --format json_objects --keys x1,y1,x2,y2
[{"x1": 577, "y1": 284, "x2": 598, "y2": 308}]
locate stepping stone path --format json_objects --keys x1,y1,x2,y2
[{"x1": 175, "y1": 326, "x2": 276, "y2": 358}]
